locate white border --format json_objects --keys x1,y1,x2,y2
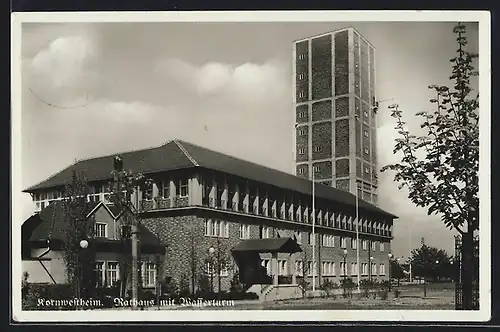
[{"x1": 11, "y1": 10, "x2": 491, "y2": 323}]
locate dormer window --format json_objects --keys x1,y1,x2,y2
[{"x1": 94, "y1": 223, "x2": 107, "y2": 238}]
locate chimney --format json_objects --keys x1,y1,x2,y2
[{"x1": 113, "y1": 155, "x2": 123, "y2": 172}]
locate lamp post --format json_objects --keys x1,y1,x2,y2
[
  {"x1": 208, "y1": 246, "x2": 215, "y2": 294},
  {"x1": 396, "y1": 257, "x2": 401, "y2": 287},
  {"x1": 342, "y1": 249, "x2": 348, "y2": 282},
  {"x1": 369, "y1": 256, "x2": 374, "y2": 283},
  {"x1": 388, "y1": 253, "x2": 393, "y2": 291},
  {"x1": 77, "y1": 239, "x2": 89, "y2": 310}
]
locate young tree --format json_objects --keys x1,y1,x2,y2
[
  {"x1": 185, "y1": 223, "x2": 203, "y2": 295},
  {"x1": 381, "y1": 23, "x2": 479, "y2": 309},
  {"x1": 61, "y1": 171, "x2": 95, "y2": 300},
  {"x1": 410, "y1": 244, "x2": 452, "y2": 282},
  {"x1": 106, "y1": 156, "x2": 153, "y2": 301},
  {"x1": 390, "y1": 259, "x2": 405, "y2": 285}
]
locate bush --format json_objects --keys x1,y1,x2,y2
[
  {"x1": 230, "y1": 272, "x2": 245, "y2": 293},
  {"x1": 393, "y1": 289, "x2": 401, "y2": 298},
  {"x1": 320, "y1": 279, "x2": 338, "y2": 298},
  {"x1": 340, "y1": 277, "x2": 355, "y2": 298},
  {"x1": 378, "y1": 289, "x2": 389, "y2": 300},
  {"x1": 22, "y1": 283, "x2": 76, "y2": 310}
]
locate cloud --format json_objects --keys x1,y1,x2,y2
[
  {"x1": 28, "y1": 34, "x2": 98, "y2": 93},
  {"x1": 156, "y1": 58, "x2": 288, "y2": 102}
]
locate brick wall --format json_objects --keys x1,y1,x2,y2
[{"x1": 141, "y1": 211, "x2": 391, "y2": 293}]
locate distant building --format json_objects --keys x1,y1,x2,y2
[
  {"x1": 22, "y1": 139, "x2": 397, "y2": 297},
  {"x1": 293, "y1": 27, "x2": 379, "y2": 204}
]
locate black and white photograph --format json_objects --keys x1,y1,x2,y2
[{"x1": 11, "y1": 11, "x2": 491, "y2": 322}]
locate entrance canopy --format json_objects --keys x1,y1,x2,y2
[{"x1": 231, "y1": 237, "x2": 302, "y2": 254}]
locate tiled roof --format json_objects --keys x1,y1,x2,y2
[
  {"x1": 231, "y1": 237, "x2": 302, "y2": 253},
  {"x1": 23, "y1": 139, "x2": 397, "y2": 219},
  {"x1": 23, "y1": 201, "x2": 164, "y2": 246}
]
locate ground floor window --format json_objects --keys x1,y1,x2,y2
[
  {"x1": 295, "y1": 260, "x2": 303, "y2": 276},
  {"x1": 143, "y1": 262, "x2": 157, "y2": 287}
]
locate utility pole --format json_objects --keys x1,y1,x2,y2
[{"x1": 131, "y1": 185, "x2": 140, "y2": 310}]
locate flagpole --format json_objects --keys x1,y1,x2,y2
[
  {"x1": 356, "y1": 180, "x2": 360, "y2": 293},
  {"x1": 312, "y1": 168, "x2": 316, "y2": 292}
]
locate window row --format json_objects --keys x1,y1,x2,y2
[
  {"x1": 94, "y1": 261, "x2": 156, "y2": 288},
  {"x1": 204, "y1": 219, "x2": 230, "y2": 238},
  {"x1": 204, "y1": 261, "x2": 229, "y2": 277}
]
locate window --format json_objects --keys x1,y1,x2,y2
[
  {"x1": 94, "y1": 262, "x2": 105, "y2": 287},
  {"x1": 298, "y1": 168, "x2": 305, "y2": 175},
  {"x1": 204, "y1": 262, "x2": 215, "y2": 276},
  {"x1": 205, "y1": 219, "x2": 228, "y2": 238},
  {"x1": 308, "y1": 261, "x2": 317, "y2": 277},
  {"x1": 299, "y1": 91, "x2": 306, "y2": 98},
  {"x1": 295, "y1": 232, "x2": 302, "y2": 244},
  {"x1": 107, "y1": 262, "x2": 119, "y2": 286},
  {"x1": 379, "y1": 263, "x2": 386, "y2": 275},
  {"x1": 142, "y1": 184, "x2": 153, "y2": 201},
  {"x1": 219, "y1": 263, "x2": 229, "y2": 277},
  {"x1": 309, "y1": 232, "x2": 314, "y2": 245},
  {"x1": 365, "y1": 167, "x2": 370, "y2": 174},
  {"x1": 121, "y1": 225, "x2": 131, "y2": 239},
  {"x1": 278, "y1": 260, "x2": 288, "y2": 276},
  {"x1": 322, "y1": 262, "x2": 335, "y2": 276},
  {"x1": 380, "y1": 242, "x2": 385, "y2": 252},
  {"x1": 298, "y1": 53, "x2": 305, "y2": 60},
  {"x1": 364, "y1": 130, "x2": 369, "y2": 137},
  {"x1": 295, "y1": 260, "x2": 303, "y2": 276},
  {"x1": 371, "y1": 263, "x2": 377, "y2": 275},
  {"x1": 350, "y1": 262, "x2": 358, "y2": 276},
  {"x1": 322, "y1": 234, "x2": 334, "y2": 247},
  {"x1": 143, "y1": 263, "x2": 156, "y2": 287},
  {"x1": 161, "y1": 180, "x2": 170, "y2": 198},
  {"x1": 371, "y1": 241, "x2": 377, "y2": 251},
  {"x1": 339, "y1": 262, "x2": 347, "y2": 276},
  {"x1": 298, "y1": 148, "x2": 305, "y2": 155},
  {"x1": 262, "y1": 259, "x2": 271, "y2": 275},
  {"x1": 362, "y1": 240, "x2": 368, "y2": 250},
  {"x1": 94, "y1": 223, "x2": 107, "y2": 238},
  {"x1": 298, "y1": 73, "x2": 306, "y2": 80},
  {"x1": 204, "y1": 219, "x2": 211, "y2": 236},
  {"x1": 361, "y1": 263, "x2": 368, "y2": 275},
  {"x1": 363, "y1": 111, "x2": 369, "y2": 118},
  {"x1": 260, "y1": 226, "x2": 271, "y2": 239},
  {"x1": 298, "y1": 128, "x2": 307, "y2": 136},
  {"x1": 239, "y1": 224, "x2": 251, "y2": 239},
  {"x1": 313, "y1": 166, "x2": 320, "y2": 173},
  {"x1": 178, "y1": 178, "x2": 189, "y2": 197},
  {"x1": 313, "y1": 146, "x2": 323, "y2": 152},
  {"x1": 340, "y1": 237, "x2": 347, "y2": 249},
  {"x1": 351, "y1": 238, "x2": 357, "y2": 250},
  {"x1": 364, "y1": 148, "x2": 369, "y2": 155}
]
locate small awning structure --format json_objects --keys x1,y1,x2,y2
[{"x1": 231, "y1": 237, "x2": 302, "y2": 254}]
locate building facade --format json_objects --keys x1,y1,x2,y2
[
  {"x1": 293, "y1": 27, "x2": 379, "y2": 204},
  {"x1": 23, "y1": 139, "x2": 396, "y2": 293}
]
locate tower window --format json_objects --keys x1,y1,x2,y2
[
  {"x1": 313, "y1": 146, "x2": 323, "y2": 152},
  {"x1": 364, "y1": 148, "x2": 369, "y2": 155},
  {"x1": 299, "y1": 91, "x2": 306, "y2": 98},
  {"x1": 364, "y1": 131, "x2": 369, "y2": 137},
  {"x1": 298, "y1": 54, "x2": 306, "y2": 60},
  {"x1": 298, "y1": 168, "x2": 306, "y2": 175},
  {"x1": 364, "y1": 167, "x2": 370, "y2": 174},
  {"x1": 313, "y1": 166, "x2": 320, "y2": 172},
  {"x1": 298, "y1": 148, "x2": 305, "y2": 155},
  {"x1": 298, "y1": 129, "x2": 307, "y2": 136},
  {"x1": 298, "y1": 73, "x2": 306, "y2": 80}
]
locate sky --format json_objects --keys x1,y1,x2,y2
[{"x1": 18, "y1": 20, "x2": 479, "y2": 259}]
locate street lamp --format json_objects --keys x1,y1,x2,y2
[
  {"x1": 208, "y1": 246, "x2": 215, "y2": 294},
  {"x1": 76, "y1": 239, "x2": 89, "y2": 310},
  {"x1": 369, "y1": 256, "x2": 374, "y2": 282},
  {"x1": 388, "y1": 253, "x2": 393, "y2": 291},
  {"x1": 342, "y1": 249, "x2": 348, "y2": 282}
]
